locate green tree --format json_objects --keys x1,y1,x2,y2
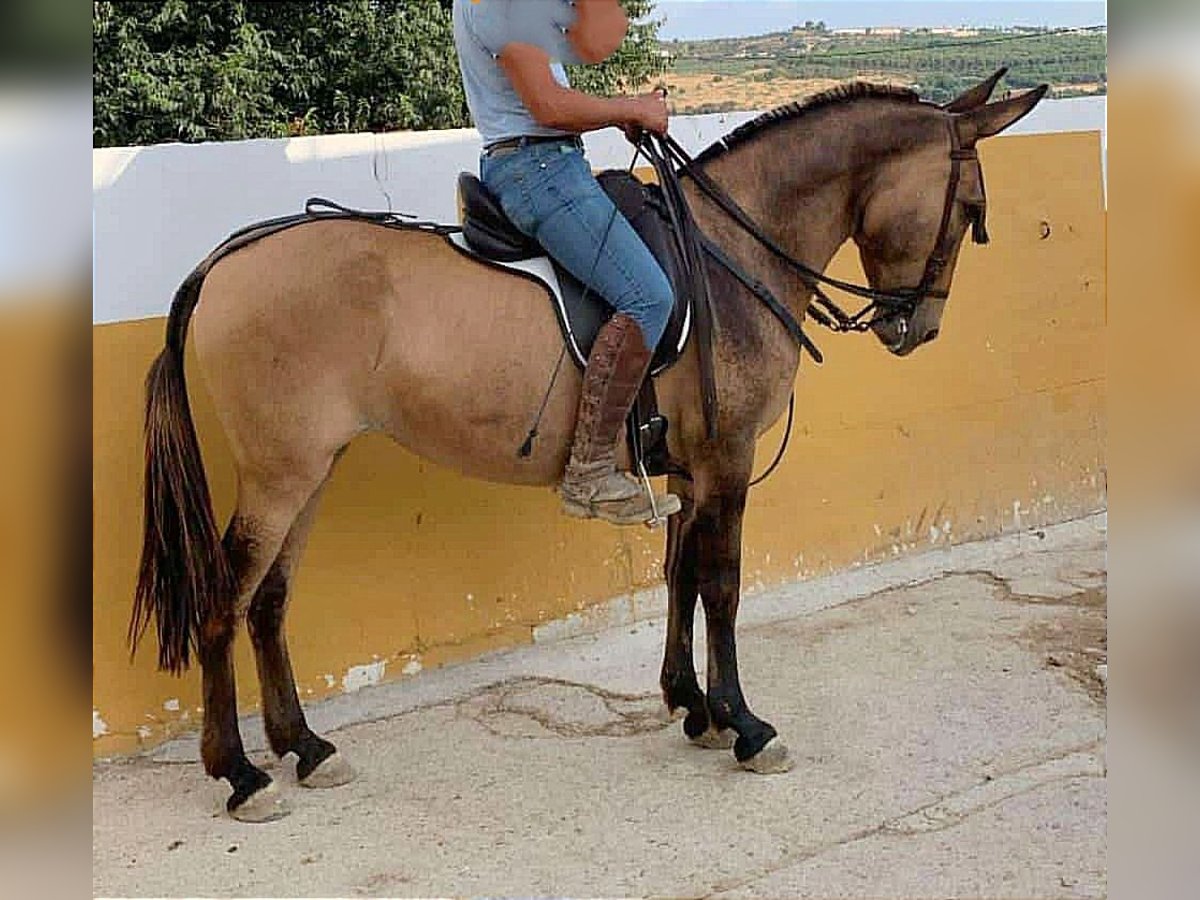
[
  {"x1": 568, "y1": 0, "x2": 668, "y2": 95},
  {"x1": 93, "y1": 0, "x2": 669, "y2": 147},
  {"x1": 94, "y1": 1, "x2": 290, "y2": 145},
  {"x1": 253, "y1": 0, "x2": 469, "y2": 136}
]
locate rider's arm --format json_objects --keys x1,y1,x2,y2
[
  {"x1": 499, "y1": 43, "x2": 665, "y2": 135},
  {"x1": 567, "y1": 0, "x2": 629, "y2": 64}
]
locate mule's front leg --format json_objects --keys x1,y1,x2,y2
[
  {"x1": 660, "y1": 477, "x2": 734, "y2": 748},
  {"x1": 696, "y1": 486, "x2": 792, "y2": 773}
]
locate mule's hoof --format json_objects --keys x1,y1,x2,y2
[
  {"x1": 738, "y1": 739, "x2": 793, "y2": 774},
  {"x1": 690, "y1": 726, "x2": 736, "y2": 750},
  {"x1": 300, "y1": 751, "x2": 356, "y2": 789},
  {"x1": 658, "y1": 704, "x2": 687, "y2": 723},
  {"x1": 228, "y1": 781, "x2": 290, "y2": 822}
]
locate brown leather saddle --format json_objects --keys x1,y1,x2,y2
[
  {"x1": 452, "y1": 170, "x2": 691, "y2": 377},
  {"x1": 448, "y1": 171, "x2": 694, "y2": 476}
]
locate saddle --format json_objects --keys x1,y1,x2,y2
[
  {"x1": 451, "y1": 171, "x2": 691, "y2": 376},
  {"x1": 448, "y1": 170, "x2": 695, "y2": 477}
]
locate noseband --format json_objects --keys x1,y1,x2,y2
[{"x1": 643, "y1": 120, "x2": 984, "y2": 337}]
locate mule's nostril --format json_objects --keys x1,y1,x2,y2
[{"x1": 923, "y1": 328, "x2": 940, "y2": 344}]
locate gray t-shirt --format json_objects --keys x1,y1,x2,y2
[{"x1": 453, "y1": 0, "x2": 584, "y2": 145}]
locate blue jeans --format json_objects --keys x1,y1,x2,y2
[{"x1": 480, "y1": 140, "x2": 674, "y2": 349}]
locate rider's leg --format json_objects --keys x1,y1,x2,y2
[
  {"x1": 482, "y1": 143, "x2": 679, "y2": 524},
  {"x1": 558, "y1": 310, "x2": 680, "y2": 524}
]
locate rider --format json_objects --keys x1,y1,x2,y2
[{"x1": 453, "y1": 0, "x2": 681, "y2": 526}]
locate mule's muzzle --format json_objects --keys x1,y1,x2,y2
[
  {"x1": 871, "y1": 314, "x2": 914, "y2": 356},
  {"x1": 883, "y1": 321, "x2": 943, "y2": 357},
  {"x1": 875, "y1": 294, "x2": 947, "y2": 356}
]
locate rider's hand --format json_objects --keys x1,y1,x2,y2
[{"x1": 629, "y1": 89, "x2": 668, "y2": 136}]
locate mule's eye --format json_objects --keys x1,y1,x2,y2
[{"x1": 966, "y1": 203, "x2": 989, "y2": 245}]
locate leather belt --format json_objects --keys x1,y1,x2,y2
[{"x1": 482, "y1": 134, "x2": 583, "y2": 157}]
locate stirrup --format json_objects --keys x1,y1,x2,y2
[{"x1": 636, "y1": 457, "x2": 672, "y2": 529}]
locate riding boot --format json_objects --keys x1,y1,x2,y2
[{"x1": 560, "y1": 313, "x2": 682, "y2": 525}]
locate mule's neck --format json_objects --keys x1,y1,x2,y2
[{"x1": 688, "y1": 100, "x2": 944, "y2": 313}]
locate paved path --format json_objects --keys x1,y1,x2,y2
[{"x1": 93, "y1": 516, "x2": 1107, "y2": 898}]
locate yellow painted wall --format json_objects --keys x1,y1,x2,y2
[{"x1": 92, "y1": 131, "x2": 1105, "y2": 757}]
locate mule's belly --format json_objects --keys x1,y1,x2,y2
[{"x1": 371, "y1": 237, "x2": 585, "y2": 487}]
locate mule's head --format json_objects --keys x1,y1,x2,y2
[{"x1": 853, "y1": 75, "x2": 1048, "y2": 355}]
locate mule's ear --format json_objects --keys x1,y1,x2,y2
[
  {"x1": 942, "y1": 67, "x2": 1009, "y2": 113},
  {"x1": 958, "y1": 84, "x2": 1049, "y2": 142}
]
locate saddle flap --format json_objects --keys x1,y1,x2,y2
[
  {"x1": 596, "y1": 170, "x2": 691, "y2": 373},
  {"x1": 452, "y1": 170, "x2": 691, "y2": 375}
]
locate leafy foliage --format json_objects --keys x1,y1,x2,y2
[
  {"x1": 93, "y1": 0, "x2": 668, "y2": 148},
  {"x1": 567, "y1": 0, "x2": 667, "y2": 96}
]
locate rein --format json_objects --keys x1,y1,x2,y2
[
  {"x1": 634, "y1": 116, "x2": 978, "y2": 487},
  {"x1": 647, "y1": 121, "x2": 978, "y2": 339},
  {"x1": 635, "y1": 136, "x2": 722, "y2": 440}
]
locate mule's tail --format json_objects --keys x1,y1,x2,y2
[{"x1": 129, "y1": 270, "x2": 234, "y2": 674}]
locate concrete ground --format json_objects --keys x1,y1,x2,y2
[{"x1": 93, "y1": 515, "x2": 1107, "y2": 899}]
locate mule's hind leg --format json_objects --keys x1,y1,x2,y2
[
  {"x1": 247, "y1": 475, "x2": 353, "y2": 788},
  {"x1": 201, "y1": 473, "x2": 327, "y2": 821}
]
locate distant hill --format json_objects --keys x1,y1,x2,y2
[
  {"x1": 655, "y1": 2, "x2": 1107, "y2": 42},
  {"x1": 658, "y1": 24, "x2": 1106, "y2": 114}
]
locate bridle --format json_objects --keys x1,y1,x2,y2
[
  {"x1": 635, "y1": 119, "x2": 988, "y2": 486},
  {"x1": 642, "y1": 118, "x2": 987, "y2": 344}
]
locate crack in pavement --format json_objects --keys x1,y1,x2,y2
[
  {"x1": 126, "y1": 675, "x2": 667, "y2": 768},
  {"x1": 955, "y1": 569, "x2": 1109, "y2": 705},
  {"x1": 456, "y1": 675, "x2": 671, "y2": 739},
  {"x1": 741, "y1": 561, "x2": 1105, "y2": 647},
  {"x1": 880, "y1": 743, "x2": 1105, "y2": 835},
  {"x1": 960, "y1": 568, "x2": 1106, "y2": 606},
  {"x1": 694, "y1": 740, "x2": 1105, "y2": 899}
]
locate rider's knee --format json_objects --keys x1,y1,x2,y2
[{"x1": 632, "y1": 265, "x2": 674, "y2": 347}]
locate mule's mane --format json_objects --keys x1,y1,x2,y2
[{"x1": 694, "y1": 82, "x2": 922, "y2": 164}]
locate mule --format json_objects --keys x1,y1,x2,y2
[{"x1": 131, "y1": 76, "x2": 1045, "y2": 820}]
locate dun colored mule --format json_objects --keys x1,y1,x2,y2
[{"x1": 131, "y1": 76, "x2": 1045, "y2": 821}]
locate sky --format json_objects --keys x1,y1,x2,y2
[{"x1": 665, "y1": 1, "x2": 1102, "y2": 4}]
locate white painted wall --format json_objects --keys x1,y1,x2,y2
[{"x1": 92, "y1": 98, "x2": 1104, "y2": 326}]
